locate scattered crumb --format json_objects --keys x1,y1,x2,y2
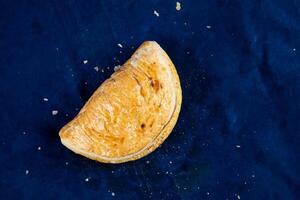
[
  {"x1": 169, "y1": 161, "x2": 173, "y2": 164},
  {"x1": 56, "y1": 47, "x2": 59, "y2": 51},
  {"x1": 22, "y1": 131, "x2": 26, "y2": 135},
  {"x1": 83, "y1": 60, "x2": 88, "y2": 64},
  {"x1": 206, "y1": 25, "x2": 212, "y2": 29},
  {"x1": 146, "y1": 160, "x2": 150, "y2": 164},
  {"x1": 114, "y1": 65, "x2": 121, "y2": 71},
  {"x1": 119, "y1": 50, "x2": 123, "y2": 54},
  {"x1": 117, "y1": 43, "x2": 123, "y2": 48},
  {"x1": 101, "y1": 69, "x2": 104, "y2": 73},
  {"x1": 43, "y1": 98, "x2": 48, "y2": 102},
  {"x1": 52, "y1": 110, "x2": 58, "y2": 115},
  {"x1": 107, "y1": 67, "x2": 110, "y2": 70},
  {"x1": 207, "y1": 192, "x2": 210, "y2": 195},
  {"x1": 65, "y1": 113, "x2": 69, "y2": 117},
  {"x1": 153, "y1": 10, "x2": 160, "y2": 17},
  {"x1": 37, "y1": 146, "x2": 41, "y2": 151},
  {"x1": 184, "y1": 22, "x2": 187, "y2": 26},
  {"x1": 94, "y1": 66, "x2": 99, "y2": 72},
  {"x1": 65, "y1": 162, "x2": 69, "y2": 165},
  {"x1": 176, "y1": 2, "x2": 181, "y2": 11},
  {"x1": 293, "y1": 48, "x2": 296, "y2": 51},
  {"x1": 251, "y1": 174, "x2": 255, "y2": 178},
  {"x1": 25, "y1": 170, "x2": 29, "y2": 175},
  {"x1": 131, "y1": 46, "x2": 135, "y2": 49},
  {"x1": 111, "y1": 192, "x2": 115, "y2": 197},
  {"x1": 236, "y1": 145, "x2": 241, "y2": 148},
  {"x1": 186, "y1": 51, "x2": 190, "y2": 55},
  {"x1": 85, "y1": 177, "x2": 90, "y2": 182},
  {"x1": 237, "y1": 194, "x2": 241, "y2": 199}
]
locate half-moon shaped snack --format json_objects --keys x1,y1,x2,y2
[{"x1": 59, "y1": 41, "x2": 182, "y2": 163}]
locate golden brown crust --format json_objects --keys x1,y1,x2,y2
[{"x1": 59, "y1": 41, "x2": 182, "y2": 163}]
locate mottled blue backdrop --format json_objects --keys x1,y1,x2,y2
[{"x1": 0, "y1": 0, "x2": 300, "y2": 199}]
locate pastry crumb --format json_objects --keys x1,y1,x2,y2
[
  {"x1": 83, "y1": 60, "x2": 88, "y2": 64},
  {"x1": 117, "y1": 43, "x2": 123, "y2": 48},
  {"x1": 111, "y1": 192, "x2": 115, "y2": 196},
  {"x1": 65, "y1": 162, "x2": 69, "y2": 165},
  {"x1": 85, "y1": 177, "x2": 90, "y2": 182},
  {"x1": 37, "y1": 146, "x2": 41, "y2": 151},
  {"x1": 22, "y1": 131, "x2": 26, "y2": 135},
  {"x1": 176, "y1": 2, "x2": 181, "y2": 11},
  {"x1": 114, "y1": 65, "x2": 121, "y2": 71},
  {"x1": 25, "y1": 170, "x2": 29, "y2": 175},
  {"x1": 236, "y1": 145, "x2": 241, "y2": 148},
  {"x1": 153, "y1": 10, "x2": 160, "y2": 17},
  {"x1": 237, "y1": 194, "x2": 241, "y2": 199},
  {"x1": 94, "y1": 66, "x2": 99, "y2": 72},
  {"x1": 43, "y1": 98, "x2": 48, "y2": 101},
  {"x1": 206, "y1": 25, "x2": 212, "y2": 29},
  {"x1": 52, "y1": 110, "x2": 58, "y2": 115},
  {"x1": 146, "y1": 160, "x2": 150, "y2": 164}
]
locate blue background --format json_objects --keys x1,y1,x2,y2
[{"x1": 1, "y1": 0, "x2": 300, "y2": 199}]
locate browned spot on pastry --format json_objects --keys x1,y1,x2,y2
[
  {"x1": 150, "y1": 79, "x2": 161, "y2": 92},
  {"x1": 149, "y1": 120, "x2": 154, "y2": 128},
  {"x1": 140, "y1": 88, "x2": 146, "y2": 97},
  {"x1": 141, "y1": 123, "x2": 146, "y2": 129}
]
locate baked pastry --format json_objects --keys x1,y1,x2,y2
[{"x1": 59, "y1": 41, "x2": 182, "y2": 163}]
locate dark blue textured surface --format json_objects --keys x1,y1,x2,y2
[{"x1": 1, "y1": 0, "x2": 300, "y2": 199}]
